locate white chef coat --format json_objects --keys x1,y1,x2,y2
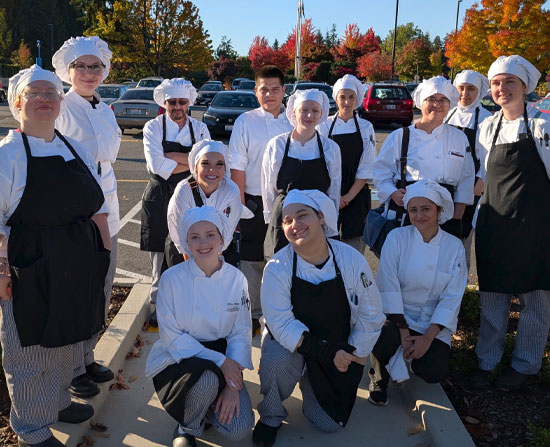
[
  {"x1": 145, "y1": 258, "x2": 253, "y2": 378},
  {"x1": 228, "y1": 107, "x2": 293, "y2": 197},
  {"x1": 0, "y1": 130, "x2": 107, "y2": 258},
  {"x1": 317, "y1": 114, "x2": 376, "y2": 180},
  {"x1": 261, "y1": 131, "x2": 342, "y2": 223},
  {"x1": 445, "y1": 105, "x2": 492, "y2": 130},
  {"x1": 167, "y1": 177, "x2": 243, "y2": 253},
  {"x1": 476, "y1": 107, "x2": 550, "y2": 181},
  {"x1": 143, "y1": 114, "x2": 210, "y2": 180},
  {"x1": 373, "y1": 123, "x2": 475, "y2": 208},
  {"x1": 377, "y1": 225, "x2": 467, "y2": 345},
  {"x1": 261, "y1": 239, "x2": 385, "y2": 358}
]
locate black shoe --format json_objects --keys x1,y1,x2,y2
[
  {"x1": 172, "y1": 425, "x2": 197, "y2": 447},
  {"x1": 368, "y1": 382, "x2": 388, "y2": 406},
  {"x1": 468, "y1": 368, "x2": 491, "y2": 391},
  {"x1": 149, "y1": 309, "x2": 158, "y2": 327},
  {"x1": 252, "y1": 420, "x2": 280, "y2": 447},
  {"x1": 69, "y1": 374, "x2": 100, "y2": 398},
  {"x1": 495, "y1": 366, "x2": 531, "y2": 391},
  {"x1": 58, "y1": 402, "x2": 94, "y2": 424},
  {"x1": 19, "y1": 436, "x2": 64, "y2": 447},
  {"x1": 86, "y1": 362, "x2": 114, "y2": 383}
]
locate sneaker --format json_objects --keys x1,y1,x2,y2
[
  {"x1": 495, "y1": 366, "x2": 530, "y2": 391},
  {"x1": 468, "y1": 368, "x2": 491, "y2": 391},
  {"x1": 368, "y1": 383, "x2": 388, "y2": 406},
  {"x1": 172, "y1": 425, "x2": 196, "y2": 447},
  {"x1": 252, "y1": 420, "x2": 280, "y2": 447}
]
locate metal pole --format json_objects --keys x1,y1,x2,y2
[
  {"x1": 295, "y1": 0, "x2": 303, "y2": 80},
  {"x1": 450, "y1": 0, "x2": 462, "y2": 80},
  {"x1": 390, "y1": 0, "x2": 399, "y2": 80}
]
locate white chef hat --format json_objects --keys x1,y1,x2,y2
[
  {"x1": 154, "y1": 78, "x2": 197, "y2": 107},
  {"x1": 487, "y1": 55, "x2": 541, "y2": 94},
  {"x1": 413, "y1": 76, "x2": 460, "y2": 109},
  {"x1": 188, "y1": 139, "x2": 230, "y2": 178},
  {"x1": 8, "y1": 65, "x2": 65, "y2": 122},
  {"x1": 52, "y1": 36, "x2": 112, "y2": 83},
  {"x1": 282, "y1": 189, "x2": 338, "y2": 237},
  {"x1": 286, "y1": 89, "x2": 330, "y2": 127},
  {"x1": 332, "y1": 74, "x2": 366, "y2": 109},
  {"x1": 453, "y1": 70, "x2": 490, "y2": 106},
  {"x1": 403, "y1": 178, "x2": 454, "y2": 224},
  {"x1": 178, "y1": 206, "x2": 232, "y2": 257}
]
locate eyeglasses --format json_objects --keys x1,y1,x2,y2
[
  {"x1": 425, "y1": 97, "x2": 450, "y2": 107},
  {"x1": 69, "y1": 62, "x2": 105, "y2": 74},
  {"x1": 21, "y1": 91, "x2": 61, "y2": 101},
  {"x1": 166, "y1": 99, "x2": 189, "y2": 106}
]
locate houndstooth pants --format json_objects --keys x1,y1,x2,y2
[{"x1": 257, "y1": 335, "x2": 342, "y2": 433}]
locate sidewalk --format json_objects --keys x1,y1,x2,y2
[{"x1": 52, "y1": 283, "x2": 475, "y2": 447}]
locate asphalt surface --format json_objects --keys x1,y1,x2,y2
[{"x1": 0, "y1": 102, "x2": 419, "y2": 282}]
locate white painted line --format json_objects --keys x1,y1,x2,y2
[
  {"x1": 115, "y1": 268, "x2": 151, "y2": 281},
  {"x1": 128, "y1": 218, "x2": 141, "y2": 224},
  {"x1": 119, "y1": 201, "x2": 142, "y2": 229},
  {"x1": 118, "y1": 238, "x2": 141, "y2": 248}
]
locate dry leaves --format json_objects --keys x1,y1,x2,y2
[
  {"x1": 90, "y1": 421, "x2": 108, "y2": 432},
  {"x1": 77, "y1": 435, "x2": 94, "y2": 446},
  {"x1": 109, "y1": 369, "x2": 131, "y2": 391},
  {"x1": 126, "y1": 334, "x2": 145, "y2": 359},
  {"x1": 408, "y1": 423, "x2": 424, "y2": 436},
  {"x1": 129, "y1": 375, "x2": 138, "y2": 383}
]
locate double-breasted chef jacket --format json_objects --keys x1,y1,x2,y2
[
  {"x1": 377, "y1": 226, "x2": 468, "y2": 345},
  {"x1": 140, "y1": 114, "x2": 210, "y2": 252},
  {"x1": 374, "y1": 123, "x2": 475, "y2": 217},
  {"x1": 56, "y1": 88, "x2": 121, "y2": 237},
  {"x1": 145, "y1": 258, "x2": 253, "y2": 379}
]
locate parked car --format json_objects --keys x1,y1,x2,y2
[
  {"x1": 360, "y1": 82, "x2": 413, "y2": 126},
  {"x1": 110, "y1": 88, "x2": 164, "y2": 132},
  {"x1": 237, "y1": 80, "x2": 256, "y2": 91},
  {"x1": 232, "y1": 78, "x2": 250, "y2": 90},
  {"x1": 481, "y1": 92, "x2": 541, "y2": 114},
  {"x1": 405, "y1": 83, "x2": 419, "y2": 95},
  {"x1": 195, "y1": 83, "x2": 223, "y2": 106},
  {"x1": 206, "y1": 80, "x2": 223, "y2": 85},
  {"x1": 0, "y1": 88, "x2": 5, "y2": 102},
  {"x1": 136, "y1": 77, "x2": 163, "y2": 88},
  {"x1": 531, "y1": 97, "x2": 550, "y2": 115},
  {"x1": 202, "y1": 90, "x2": 259, "y2": 135},
  {"x1": 288, "y1": 82, "x2": 337, "y2": 115},
  {"x1": 96, "y1": 84, "x2": 130, "y2": 105}
]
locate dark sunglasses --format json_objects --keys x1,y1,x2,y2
[{"x1": 166, "y1": 99, "x2": 188, "y2": 106}]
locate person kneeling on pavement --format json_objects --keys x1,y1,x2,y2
[
  {"x1": 368, "y1": 179, "x2": 468, "y2": 406},
  {"x1": 253, "y1": 189, "x2": 384, "y2": 447},
  {"x1": 145, "y1": 206, "x2": 254, "y2": 447}
]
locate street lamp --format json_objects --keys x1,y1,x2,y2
[
  {"x1": 390, "y1": 0, "x2": 399, "y2": 80},
  {"x1": 450, "y1": 0, "x2": 463, "y2": 80},
  {"x1": 36, "y1": 40, "x2": 42, "y2": 67}
]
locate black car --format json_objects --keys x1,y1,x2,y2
[
  {"x1": 288, "y1": 82, "x2": 337, "y2": 115},
  {"x1": 196, "y1": 83, "x2": 223, "y2": 106},
  {"x1": 237, "y1": 80, "x2": 256, "y2": 90},
  {"x1": 202, "y1": 91, "x2": 259, "y2": 135}
]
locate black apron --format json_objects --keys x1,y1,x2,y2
[
  {"x1": 153, "y1": 339, "x2": 227, "y2": 426},
  {"x1": 476, "y1": 107, "x2": 550, "y2": 293},
  {"x1": 445, "y1": 107, "x2": 481, "y2": 238},
  {"x1": 328, "y1": 114, "x2": 371, "y2": 240},
  {"x1": 291, "y1": 242, "x2": 363, "y2": 426},
  {"x1": 7, "y1": 131, "x2": 109, "y2": 348},
  {"x1": 264, "y1": 132, "x2": 331, "y2": 260},
  {"x1": 140, "y1": 115, "x2": 195, "y2": 252}
]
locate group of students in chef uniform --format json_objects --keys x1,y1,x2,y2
[{"x1": 0, "y1": 29, "x2": 547, "y2": 447}]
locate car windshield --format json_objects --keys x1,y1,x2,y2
[
  {"x1": 238, "y1": 81, "x2": 255, "y2": 89},
  {"x1": 200, "y1": 84, "x2": 222, "y2": 91},
  {"x1": 97, "y1": 86, "x2": 120, "y2": 98},
  {"x1": 120, "y1": 89, "x2": 154, "y2": 100},
  {"x1": 138, "y1": 80, "x2": 162, "y2": 88},
  {"x1": 373, "y1": 87, "x2": 409, "y2": 100},
  {"x1": 296, "y1": 84, "x2": 333, "y2": 98},
  {"x1": 211, "y1": 93, "x2": 258, "y2": 108}
]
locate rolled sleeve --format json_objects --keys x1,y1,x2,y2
[
  {"x1": 377, "y1": 233, "x2": 405, "y2": 315},
  {"x1": 355, "y1": 122, "x2": 376, "y2": 180},
  {"x1": 226, "y1": 281, "x2": 253, "y2": 369},
  {"x1": 143, "y1": 121, "x2": 177, "y2": 179},
  {"x1": 374, "y1": 129, "x2": 401, "y2": 203},
  {"x1": 261, "y1": 138, "x2": 283, "y2": 224},
  {"x1": 325, "y1": 139, "x2": 342, "y2": 212},
  {"x1": 228, "y1": 117, "x2": 249, "y2": 171}
]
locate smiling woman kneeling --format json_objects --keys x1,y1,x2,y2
[
  {"x1": 368, "y1": 179, "x2": 468, "y2": 406},
  {"x1": 253, "y1": 190, "x2": 384, "y2": 447},
  {"x1": 145, "y1": 206, "x2": 253, "y2": 447}
]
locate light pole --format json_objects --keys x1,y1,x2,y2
[
  {"x1": 450, "y1": 0, "x2": 462, "y2": 80},
  {"x1": 48, "y1": 24, "x2": 54, "y2": 61},
  {"x1": 36, "y1": 40, "x2": 42, "y2": 67},
  {"x1": 295, "y1": 0, "x2": 304, "y2": 80},
  {"x1": 390, "y1": 0, "x2": 399, "y2": 81}
]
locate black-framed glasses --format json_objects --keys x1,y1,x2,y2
[
  {"x1": 166, "y1": 99, "x2": 189, "y2": 106},
  {"x1": 69, "y1": 62, "x2": 105, "y2": 74}
]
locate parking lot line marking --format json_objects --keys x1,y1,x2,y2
[
  {"x1": 119, "y1": 201, "x2": 142, "y2": 229},
  {"x1": 118, "y1": 238, "x2": 141, "y2": 248},
  {"x1": 118, "y1": 179, "x2": 149, "y2": 183},
  {"x1": 128, "y1": 218, "x2": 141, "y2": 224},
  {"x1": 115, "y1": 268, "x2": 151, "y2": 281}
]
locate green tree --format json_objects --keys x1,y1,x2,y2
[
  {"x1": 70, "y1": 0, "x2": 113, "y2": 29},
  {"x1": 215, "y1": 35, "x2": 237, "y2": 60},
  {"x1": 396, "y1": 38, "x2": 432, "y2": 80},
  {"x1": 235, "y1": 56, "x2": 254, "y2": 78},
  {"x1": 0, "y1": 8, "x2": 13, "y2": 62},
  {"x1": 382, "y1": 22, "x2": 423, "y2": 53},
  {"x1": 324, "y1": 23, "x2": 338, "y2": 48}
]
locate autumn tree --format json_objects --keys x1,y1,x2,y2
[
  {"x1": 332, "y1": 24, "x2": 379, "y2": 62},
  {"x1": 357, "y1": 52, "x2": 392, "y2": 81},
  {"x1": 208, "y1": 56, "x2": 236, "y2": 82},
  {"x1": 446, "y1": 0, "x2": 550, "y2": 73},
  {"x1": 396, "y1": 38, "x2": 432, "y2": 80},
  {"x1": 248, "y1": 36, "x2": 291, "y2": 71},
  {"x1": 429, "y1": 50, "x2": 446, "y2": 77},
  {"x1": 11, "y1": 40, "x2": 33, "y2": 68},
  {"x1": 279, "y1": 18, "x2": 317, "y2": 63}
]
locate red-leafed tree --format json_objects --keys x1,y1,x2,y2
[
  {"x1": 279, "y1": 18, "x2": 318, "y2": 63},
  {"x1": 332, "y1": 24, "x2": 380, "y2": 62},
  {"x1": 248, "y1": 35, "x2": 291, "y2": 71},
  {"x1": 208, "y1": 56, "x2": 237, "y2": 82},
  {"x1": 357, "y1": 52, "x2": 392, "y2": 81},
  {"x1": 396, "y1": 38, "x2": 432, "y2": 80}
]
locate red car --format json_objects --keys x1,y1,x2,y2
[{"x1": 360, "y1": 83, "x2": 414, "y2": 126}]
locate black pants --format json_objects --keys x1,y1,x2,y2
[{"x1": 369, "y1": 320, "x2": 450, "y2": 387}]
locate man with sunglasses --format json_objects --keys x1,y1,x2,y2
[{"x1": 140, "y1": 78, "x2": 210, "y2": 326}]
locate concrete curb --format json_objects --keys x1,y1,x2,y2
[
  {"x1": 51, "y1": 282, "x2": 152, "y2": 447},
  {"x1": 399, "y1": 375, "x2": 475, "y2": 447}
]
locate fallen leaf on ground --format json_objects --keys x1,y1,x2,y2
[
  {"x1": 90, "y1": 421, "x2": 108, "y2": 432},
  {"x1": 408, "y1": 424, "x2": 424, "y2": 435},
  {"x1": 135, "y1": 334, "x2": 144, "y2": 347},
  {"x1": 129, "y1": 375, "x2": 138, "y2": 383},
  {"x1": 76, "y1": 435, "x2": 94, "y2": 446},
  {"x1": 94, "y1": 433, "x2": 110, "y2": 439}
]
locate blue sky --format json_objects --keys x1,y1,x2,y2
[{"x1": 192, "y1": 0, "x2": 483, "y2": 56}]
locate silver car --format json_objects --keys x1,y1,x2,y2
[
  {"x1": 96, "y1": 84, "x2": 130, "y2": 106},
  {"x1": 110, "y1": 88, "x2": 163, "y2": 132}
]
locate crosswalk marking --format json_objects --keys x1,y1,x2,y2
[
  {"x1": 119, "y1": 201, "x2": 142, "y2": 229},
  {"x1": 118, "y1": 238, "x2": 141, "y2": 248},
  {"x1": 128, "y1": 218, "x2": 141, "y2": 224}
]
